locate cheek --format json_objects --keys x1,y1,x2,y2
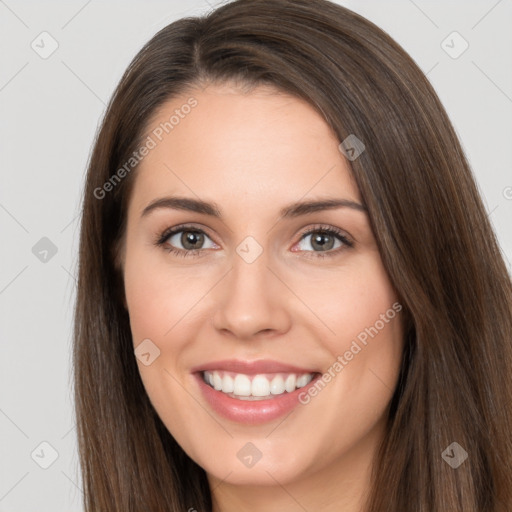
[
  {"x1": 299, "y1": 261, "x2": 404, "y2": 465},
  {"x1": 123, "y1": 244, "x2": 195, "y2": 344},
  {"x1": 123, "y1": 248, "x2": 206, "y2": 452},
  {"x1": 312, "y1": 254, "x2": 402, "y2": 348},
  {"x1": 318, "y1": 255, "x2": 404, "y2": 398}
]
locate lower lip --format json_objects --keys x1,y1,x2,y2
[{"x1": 194, "y1": 372, "x2": 320, "y2": 425}]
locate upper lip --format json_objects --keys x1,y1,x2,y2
[{"x1": 191, "y1": 359, "x2": 318, "y2": 375}]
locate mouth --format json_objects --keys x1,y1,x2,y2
[
  {"x1": 192, "y1": 360, "x2": 322, "y2": 425},
  {"x1": 202, "y1": 370, "x2": 315, "y2": 401}
]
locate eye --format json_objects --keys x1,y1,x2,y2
[
  {"x1": 155, "y1": 223, "x2": 354, "y2": 259},
  {"x1": 155, "y1": 225, "x2": 218, "y2": 258},
  {"x1": 293, "y1": 225, "x2": 353, "y2": 258}
]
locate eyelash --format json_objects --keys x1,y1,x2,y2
[{"x1": 154, "y1": 223, "x2": 354, "y2": 260}]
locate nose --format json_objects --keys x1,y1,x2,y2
[{"x1": 211, "y1": 249, "x2": 292, "y2": 340}]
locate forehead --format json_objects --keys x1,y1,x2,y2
[{"x1": 129, "y1": 83, "x2": 361, "y2": 216}]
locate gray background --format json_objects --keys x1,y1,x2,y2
[{"x1": 1, "y1": 0, "x2": 511, "y2": 510}]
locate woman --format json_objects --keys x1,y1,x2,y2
[{"x1": 73, "y1": 0, "x2": 512, "y2": 510}]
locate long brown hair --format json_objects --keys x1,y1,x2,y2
[{"x1": 73, "y1": 0, "x2": 512, "y2": 510}]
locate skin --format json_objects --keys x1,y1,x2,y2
[{"x1": 118, "y1": 82, "x2": 405, "y2": 512}]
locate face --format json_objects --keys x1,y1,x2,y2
[{"x1": 119, "y1": 82, "x2": 404, "y2": 495}]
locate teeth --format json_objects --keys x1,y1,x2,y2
[
  {"x1": 296, "y1": 374, "x2": 310, "y2": 388},
  {"x1": 270, "y1": 375, "x2": 285, "y2": 395},
  {"x1": 251, "y1": 375, "x2": 270, "y2": 397},
  {"x1": 285, "y1": 374, "x2": 296, "y2": 392},
  {"x1": 233, "y1": 374, "x2": 251, "y2": 396},
  {"x1": 203, "y1": 370, "x2": 314, "y2": 399},
  {"x1": 222, "y1": 374, "x2": 234, "y2": 393},
  {"x1": 213, "y1": 372, "x2": 223, "y2": 391}
]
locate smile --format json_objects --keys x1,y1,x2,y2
[
  {"x1": 202, "y1": 370, "x2": 315, "y2": 400},
  {"x1": 192, "y1": 359, "x2": 322, "y2": 424}
]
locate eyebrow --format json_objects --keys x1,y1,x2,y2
[{"x1": 141, "y1": 196, "x2": 367, "y2": 219}]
